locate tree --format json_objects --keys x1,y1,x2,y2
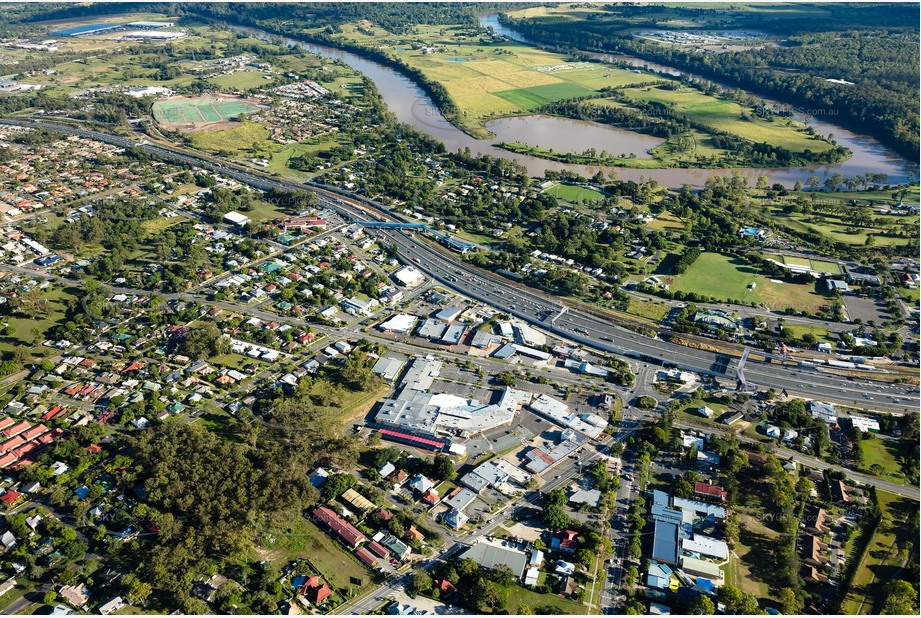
[
  {"x1": 179, "y1": 322, "x2": 231, "y2": 359},
  {"x1": 719, "y1": 584, "x2": 763, "y2": 614},
  {"x1": 881, "y1": 580, "x2": 919, "y2": 614},
  {"x1": 431, "y1": 454, "x2": 456, "y2": 482},
  {"x1": 410, "y1": 570, "x2": 433, "y2": 596},
  {"x1": 777, "y1": 587, "x2": 801, "y2": 615},
  {"x1": 42, "y1": 590, "x2": 58, "y2": 606},
  {"x1": 123, "y1": 573, "x2": 153, "y2": 606},
  {"x1": 544, "y1": 504, "x2": 570, "y2": 529},
  {"x1": 688, "y1": 594, "x2": 715, "y2": 615},
  {"x1": 575, "y1": 548, "x2": 595, "y2": 567}
]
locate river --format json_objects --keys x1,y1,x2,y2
[{"x1": 233, "y1": 20, "x2": 916, "y2": 188}]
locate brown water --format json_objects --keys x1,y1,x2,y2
[
  {"x1": 485, "y1": 115, "x2": 664, "y2": 158},
  {"x1": 236, "y1": 22, "x2": 917, "y2": 188}
]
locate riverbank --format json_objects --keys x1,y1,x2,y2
[{"x1": 217, "y1": 16, "x2": 915, "y2": 188}]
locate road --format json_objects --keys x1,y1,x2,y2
[{"x1": 5, "y1": 118, "x2": 916, "y2": 413}]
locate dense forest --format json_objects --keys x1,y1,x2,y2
[{"x1": 501, "y1": 3, "x2": 920, "y2": 160}]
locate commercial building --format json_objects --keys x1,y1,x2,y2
[
  {"x1": 372, "y1": 355, "x2": 407, "y2": 382},
  {"x1": 529, "y1": 394, "x2": 607, "y2": 439},
  {"x1": 416, "y1": 318, "x2": 447, "y2": 340},
  {"x1": 681, "y1": 534, "x2": 729, "y2": 560},
  {"x1": 461, "y1": 538, "x2": 528, "y2": 580},
  {"x1": 223, "y1": 211, "x2": 250, "y2": 227},
  {"x1": 312, "y1": 506, "x2": 366, "y2": 548},
  {"x1": 51, "y1": 23, "x2": 121, "y2": 37},
  {"x1": 378, "y1": 314, "x2": 417, "y2": 334},
  {"x1": 392, "y1": 265, "x2": 425, "y2": 288}
]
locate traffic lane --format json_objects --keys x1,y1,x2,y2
[{"x1": 28, "y1": 121, "x2": 914, "y2": 406}]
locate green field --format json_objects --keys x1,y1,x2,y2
[
  {"x1": 842, "y1": 491, "x2": 917, "y2": 614},
  {"x1": 208, "y1": 69, "x2": 274, "y2": 90},
  {"x1": 493, "y1": 82, "x2": 595, "y2": 109},
  {"x1": 544, "y1": 183, "x2": 607, "y2": 204},
  {"x1": 780, "y1": 323, "x2": 837, "y2": 345},
  {"x1": 857, "y1": 436, "x2": 910, "y2": 485},
  {"x1": 256, "y1": 516, "x2": 373, "y2": 592},
  {"x1": 332, "y1": 23, "x2": 656, "y2": 137},
  {"x1": 505, "y1": 583, "x2": 586, "y2": 614},
  {"x1": 626, "y1": 297, "x2": 670, "y2": 321},
  {"x1": 623, "y1": 84, "x2": 834, "y2": 154},
  {"x1": 669, "y1": 252, "x2": 827, "y2": 310},
  {"x1": 152, "y1": 95, "x2": 262, "y2": 126},
  {"x1": 765, "y1": 203, "x2": 913, "y2": 248},
  {"x1": 0, "y1": 287, "x2": 76, "y2": 356},
  {"x1": 764, "y1": 254, "x2": 843, "y2": 275}
]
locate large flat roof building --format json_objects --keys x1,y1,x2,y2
[{"x1": 461, "y1": 538, "x2": 528, "y2": 579}]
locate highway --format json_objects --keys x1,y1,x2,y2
[{"x1": 3, "y1": 118, "x2": 916, "y2": 412}]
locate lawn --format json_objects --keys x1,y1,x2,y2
[
  {"x1": 857, "y1": 435, "x2": 909, "y2": 485},
  {"x1": 544, "y1": 183, "x2": 607, "y2": 205},
  {"x1": 781, "y1": 323, "x2": 837, "y2": 345},
  {"x1": 504, "y1": 583, "x2": 586, "y2": 614},
  {"x1": 208, "y1": 69, "x2": 274, "y2": 90},
  {"x1": 625, "y1": 296, "x2": 670, "y2": 321},
  {"x1": 256, "y1": 516, "x2": 374, "y2": 592},
  {"x1": 0, "y1": 286, "x2": 76, "y2": 356},
  {"x1": 729, "y1": 513, "x2": 778, "y2": 604},
  {"x1": 646, "y1": 211, "x2": 686, "y2": 232},
  {"x1": 669, "y1": 252, "x2": 828, "y2": 311},
  {"x1": 842, "y1": 491, "x2": 917, "y2": 614}
]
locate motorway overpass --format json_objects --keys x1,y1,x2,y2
[{"x1": 4, "y1": 118, "x2": 916, "y2": 412}]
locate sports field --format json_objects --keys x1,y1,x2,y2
[
  {"x1": 152, "y1": 95, "x2": 261, "y2": 130},
  {"x1": 669, "y1": 252, "x2": 828, "y2": 310},
  {"x1": 544, "y1": 182, "x2": 607, "y2": 204}
]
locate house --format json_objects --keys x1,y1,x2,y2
[
  {"x1": 646, "y1": 562, "x2": 673, "y2": 590},
  {"x1": 408, "y1": 474, "x2": 434, "y2": 495},
  {"x1": 98, "y1": 597, "x2": 125, "y2": 615},
  {"x1": 442, "y1": 508, "x2": 468, "y2": 530},
  {"x1": 555, "y1": 560, "x2": 576, "y2": 576},
  {"x1": 0, "y1": 531, "x2": 16, "y2": 549},
  {"x1": 551, "y1": 529, "x2": 578, "y2": 553},
  {"x1": 312, "y1": 506, "x2": 366, "y2": 548},
  {"x1": 305, "y1": 583, "x2": 332, "y2": 606},
  {"x1": 696, "y1": 406, "x2": 714, "y2": 419},
  {"x1": 59, "y1": 583, "x2": 91, "y2": 608},
  {"x1": 832, "y1": 480, "x2": 851, "y2": 503},
  {"x1": 694, "y1": 482, "x2": 727, "y2": 503},
  {"x1": 800, "y1": 534, "x2": 828, "y2": 567}
]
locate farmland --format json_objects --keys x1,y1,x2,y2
[{"x1": 331, "y1": 23, "x2": 658, "y2": 138}]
